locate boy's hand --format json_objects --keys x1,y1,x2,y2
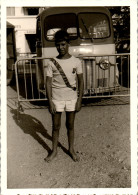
[
  {"x1": 49, "y1": 101, "x2": 56, "y2": 114},
  {"x1": 75, "y1": 98, "x2": 82, "y2": 112}
]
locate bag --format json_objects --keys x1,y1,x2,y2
[{"x1": 51, "y1": 58, "x2": 76, "y2": 91}]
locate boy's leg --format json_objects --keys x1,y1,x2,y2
[
  {"x1": 45, "y1": 112, "x2": 62, "y2": 162},
  {"x1": 66, "y1": 111, "x2": 79, "y2": 162}
]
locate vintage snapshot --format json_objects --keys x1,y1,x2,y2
[{"x1": 1, "y1": 0, "x2": 137, "y2": 194}]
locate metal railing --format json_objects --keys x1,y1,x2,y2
[
  {"x1": 14, "y1": 54, "x2": 130, "y2": 112},
  {"x1": 17, "y1": 53, "x2": 37, "y2": 61}
]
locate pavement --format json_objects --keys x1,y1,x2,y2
[{"x1": 7, "y1": 84, "x2": 130, "y2": 188}]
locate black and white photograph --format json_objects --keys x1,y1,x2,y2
[{"x1": 1, "y1": 0, "x2": 137, "y2": 194}]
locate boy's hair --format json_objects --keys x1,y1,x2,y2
[{"x1": 54, "y1": 30, "x2": 70, "y2": 43}]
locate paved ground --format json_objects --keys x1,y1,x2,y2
[{"x1": 7, "y1": 85, "x2": 130, "y2": 188}]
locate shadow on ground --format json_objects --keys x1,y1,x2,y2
[{"x1": 10, "y1": 109, "x2": 68, "y2": 156}]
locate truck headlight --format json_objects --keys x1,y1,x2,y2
[{"x1": 99, "y1": 58, "x2": 111, "y2": 70}]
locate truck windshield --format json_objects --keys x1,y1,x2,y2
[
  {"x1": 44, "y1": 12, "x2": 110, "y2": 41},
  {"x1": 44, "y1": 13, "x2": 77, "y2": 41},
  {"x1": 78, "y1": 13, "x2": 110, "y2": 39}
]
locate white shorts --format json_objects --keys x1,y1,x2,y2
[{"x1": 52, "y1": 99, "x2": 77, "y2": 112}]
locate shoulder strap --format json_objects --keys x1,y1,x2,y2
[{"x1": 51, "y1": 58, "x2": 76, "y2": 91}]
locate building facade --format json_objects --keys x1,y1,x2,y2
[{"x1": 7, "y1": 7, "x2": 45, "y2": 57}]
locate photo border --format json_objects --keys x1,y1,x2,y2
[{"x1": 1, "y1": 0, "x2": 137, "y2": 194}]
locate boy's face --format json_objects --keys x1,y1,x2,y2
[{"x1": 55, "y1": 40, "x2": 69, "y2": 56}]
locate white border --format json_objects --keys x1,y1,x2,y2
[{"x1": 1, "y1": 0, "x2": 137, "y2": 194}]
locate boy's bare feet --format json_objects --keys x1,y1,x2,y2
[
  {"x1": 69, "y1": 150, "x2": 80, "y2": 162},
  {"x1": 44, "y1": 151, "x2": 57, "y2": 163}
]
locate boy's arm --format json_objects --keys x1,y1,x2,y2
[
  {"x1": 46, "y1": 76, "x2": 56, "y2": 114},
  {"x1": 75, "y1": 73, "x2": 84, "y2": 112}
]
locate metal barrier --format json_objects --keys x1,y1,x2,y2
[
  {"x1": 15, "y1": 54, "x2": 130, "y2": 112},
  {"x1": 17, "y1": 52, "x2": 37, "y2": 58}
]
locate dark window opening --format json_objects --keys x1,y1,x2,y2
[
  {"x1": 24, "y1": 8, "x2": 39, "y2": 15},
  {"x1": 25, "y1": 34, "x2": 36, "y2": 53}
]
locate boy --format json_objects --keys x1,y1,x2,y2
[{"x1": 45, "y1": 30, "x2": 84, "y2": 162}]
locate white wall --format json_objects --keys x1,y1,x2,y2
[{"x1": 7, "y1": 9, "x2": 36, "y2": 54}]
